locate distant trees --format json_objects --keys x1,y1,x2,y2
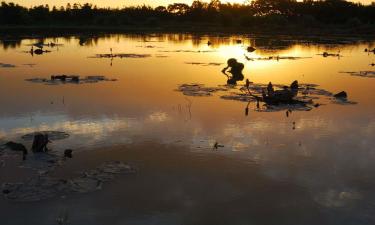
[{"x1": 0, "y1": 0, "x2": 374, "y2": 27}]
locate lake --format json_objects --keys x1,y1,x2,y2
[{"x1": 1, "y1": 33, "x2": 375, "y2": 225}]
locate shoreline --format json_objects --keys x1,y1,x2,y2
[{"x1": 1, "y1": 24, "x2": 375, "y2": 39}]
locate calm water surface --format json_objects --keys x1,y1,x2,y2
[{"x1": 1, "y1": 34, "x2": 375, "y2": 224}]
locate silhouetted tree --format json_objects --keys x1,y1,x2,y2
[{"x1": 0, "y1": 0, "x2": 374, "y2": 28}]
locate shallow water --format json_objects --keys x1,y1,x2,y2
[{"x1": 1, "y1": 33, "x2": 375, "y2": 224}]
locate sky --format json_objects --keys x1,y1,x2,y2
[{"x1": 6, "y1": 0, "x2": 374, "y2": 7}]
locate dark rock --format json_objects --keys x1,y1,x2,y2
[
  {"x1": 4, "y1": 142, "x2": 28, "y2": 154},
  {"x1": 247, "y1": 46, "x2": 256, "y2": 52},
  {"x1": 334, "y1": 91, "x2": 347, "y2": 99},
  {"x1": 290, "y1": 80, "x2": 299, "y2": 90},
  {"x1": 51, "y1": 75, "x2": 67, "y2": 81},
  {"x1": 64, "y1": 149, "x2": 73, "y2": 158},
  {"x1": 34, "y1": 49, "x2": 43, "y2": 55},
  {"x1": 31, "y1": 133, "x2": 50, "y2": 153},
  {"x1": 3, "y1": 189, "x2": 10, "y2": 194}
]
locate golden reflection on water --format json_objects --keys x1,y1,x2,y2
[{"x1": 0, "y1": 34, "x2": 375, "y2": 154}]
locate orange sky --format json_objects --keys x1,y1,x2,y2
[{"x1": 7, "y1": 0, "x2": 375, "y2": 7}]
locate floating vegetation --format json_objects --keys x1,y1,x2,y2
[
  {"x1": 25, "y1": 75, "x2": 117, "y2": 85},
  {"x1": 23, "y1": 49, "x2": 52, "y2": 55},
  {"x1": 317, "y1": 52, "x2": 342, "y2": 57},
  {"x1": 256, "y1": 103, "x2": 313, "y2": 112},
  {"x1": 185, "y1": 62, "x2": 223, "y2": 66},
  {"x1": 340, "y1": 71, "x2": 375, "y2": 78},
  {"x1": 0, "y1": 62, "x2": 16, "y2": 68},
  {"x1": 176, "y1": 82, "x2": 353, "y2": 112},
  {"x1": 26, "y1": 42, "x2": 63, "y2": 48},
  {"x1": 159, "y1": 50, "x2": 216, "y2": 53},
  {"x1": 23, "y1": 63, "x2": 36, "y2": 67},
  {"x1": 2, "y1": 161, "x2": 135, "y2": 202},
  {"x1": 155, "y1": 54, "x2": 169, "y2": 58},
  {"x1": 21, "y1": 131, "x2": 70, "y2": 141},
  {"x1": 91, "y1": 53, "x2": 151, "y2": 58},
  {"x1": 177, "y1": 84, "x2": 228, "y2": 96},
  {"x1": 136, "y1": 45, "x2": 162, "y2": 49},
  {"x1": 221, "y1": 93, "x2": 255, "y2": 102},
  {"x1": 244, "y1": 55, "x2": 311, "y2": 61}
]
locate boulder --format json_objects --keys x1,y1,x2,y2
[{"x1": 334, "y1": 91, "x2": 347, "y2": 99}]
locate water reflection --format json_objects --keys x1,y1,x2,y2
[
  {"x1": 0, "y1": 34, "x2": 374, "y2": 149},
  {"x1": 0, "y1": 32, "x2": 375, "y2": 222}
]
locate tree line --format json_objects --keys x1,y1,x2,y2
[{"x1": 0, "y1": 0, "x2": 374, "y2": 28}]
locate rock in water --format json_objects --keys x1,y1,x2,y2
[
  {"x1": 64, "y1": 149, "x2": 73, "y2": 158},
  {"x1": 31, "y1": 133, "x2": 50, "y2": 153},
  {"x1": 334, "y1": 91, "x2": 348, "y2": 99},
  {"x1": 4, "y1": 142, "x2": 27, "y2": 153},
  {"x1": 247, "y1": 46, "x2": 256, "y2": 52}
]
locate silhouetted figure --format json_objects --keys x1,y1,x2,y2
[{"x1": 222, "y1": 58, "x2": 244, "y2": 85}]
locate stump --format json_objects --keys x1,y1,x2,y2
[{"x1": 32, "y1": 133, "x2": 50, "y2": 153}]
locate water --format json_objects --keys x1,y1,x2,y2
[{"x1": 1, "y1": 34, "x2": 375, "y2": 224}]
